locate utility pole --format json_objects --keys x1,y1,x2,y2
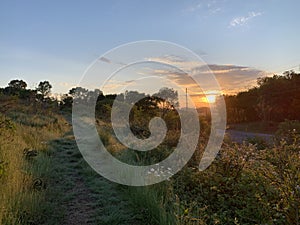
[{"x1": 186, "y1": 88, "x2": 188, "y2": 110}]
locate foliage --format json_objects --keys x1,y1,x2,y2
[
  {"x1": 259, "y1": 139, "x2": 300, "y2": 224},
  {"x1": 125, "y1": 183, "x2": 178, "y2": 225},
  {"x1": 153, "y1": 87, "x2": 179, "y2": 116},
  {"x1": 225, "y1": 71, "x2": 300, "y2": 124},
  {"x1": 0, "y1": 96, "x2": 68, "y2": 224},
  {"x1": 119, "y1": 112, "x2": 300, "y2": 224},
  {"x1": 8, "y1": 79, "x2": 27, "y2": 89},
  {"x1": 275, "y1": 120, "x2": 300, "y2": 144},
  {"x1": 245, "y1": 136, "x2": 270, "y2": 150},
  {"x1": 1, "y1": 76, "x2": 300, "y2": 224},
  {"x1": 36, "y1": 81, "x2": 52, "y2": 97}
]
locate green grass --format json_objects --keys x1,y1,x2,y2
[
  {"x1": 35, "y1": 125, "x2": 147, "y2": 225},
  {"x1": 124, "y1": 184, "x2": 178, "y2": 225},
  {"x1": 1, "y1": 97, "x2": 298, "y2": 225},
  {"x1": 0, "y1": 111, "x2": 69, "y2": 225}
]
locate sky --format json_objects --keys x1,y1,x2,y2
[{"x1": 1, "y1": 0, "x2": 300, "y2": 104}]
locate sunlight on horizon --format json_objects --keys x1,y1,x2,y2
[{"x1": 202, "y1": 94, "x2": 216, "y2": 104}]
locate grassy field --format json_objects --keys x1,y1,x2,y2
[
  {"x1": 0, "y1": 98, "x2": 150, "y2": 225},
  {"x1": 1, "y1": 96, "x2": 300, "y2": 225},
  {"x1": 0, "y1": 107, "x2": 68, "y2": 224}
]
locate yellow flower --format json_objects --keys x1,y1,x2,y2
[{"x1": 184, "y1": 208, "x2": 189, "y2": 215}]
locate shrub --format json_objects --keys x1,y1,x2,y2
[
  {"x1": 246, "y1": 136, "x2": 270, "y2": 150},
  {"x1": 275, "y1": 120, "x2": 300, "y2": 144},
  {"x1": 259, "y1": 139, "x2": 300, "y2": 224}
]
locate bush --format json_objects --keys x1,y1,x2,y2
[
  {"x1": 246, "y1": 136, "x2": 269, "y2": 150},
  {"x1": 275, "y1": 120, "x2": 300, "y2": 144},
  {"x1": 260, "y1": 139, "x2": 300, "y2": 224}
]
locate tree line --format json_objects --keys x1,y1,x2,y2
[
  {"x1": 0, "y1": 80, "x2": 179, "y2": 116},
  {"x1": 224, "y1": 70, "x2": 300, "y2": 123},
  {"x1": 2, "y1": 70, "x2": 299, "y2": 124},
  {"x1": 0, "y1": 80, "x2": 52, "y2": 100}
]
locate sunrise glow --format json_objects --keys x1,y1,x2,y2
[{"x1": 202, "y1": 94, "x2": 216, "y2": 103}]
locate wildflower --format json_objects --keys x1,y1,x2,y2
[{"x1": 184, "y1": 208, "x2": 189, "y2": 215}]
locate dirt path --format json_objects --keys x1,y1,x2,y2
[
  {"x1": 49, "y1": 134, "x2": 96, "y2": 225},
  {"x1": 47, "y1": 129, "x2": 144, "y2": 225}
]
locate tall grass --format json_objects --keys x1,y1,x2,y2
[
  {"x1": 0, "y1": 118, "x2": 27, "y2": 224},
  {"x1": 115, "y1": 117, "x2": 300, "y2": 225},
  {"x1": 0, "y1": 112, "x2": 68, "y2": 224},
  {"x1": 125, "y1": 184, "x2": 178, "y2": 225}
]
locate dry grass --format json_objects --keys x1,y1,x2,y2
[{"x1": 0, "y1": 112, "x2": 68, "y2": 224}]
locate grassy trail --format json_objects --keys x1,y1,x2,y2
[{"x1": 46, "y1": 127, "x2": 144, "y2": 225}]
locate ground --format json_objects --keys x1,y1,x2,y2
[{"x1": 45, "y1": 126, "x2": 145, "y2": 225}]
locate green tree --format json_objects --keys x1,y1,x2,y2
[
  {"x1": 256, "y1": 71, "x2": 300, "y2": 121},
  {"x1": 8, "y1": 79, "x2": 27, "y2": 89},
  {"x1": 153, "y1": 87, "x2": 179, "y2": 117},
  {"x1": 69, "y1": 87, "x2": 89, "y2": 99},
  {"x1": 5, "y1": 79, "x2": 29, "y2": 97},
  {"x1": 36, "y1": 81, "x2": 52, "y2": 97},
  {"x1": 124, "y1": 90, "x2": 146, "y2": 105}
]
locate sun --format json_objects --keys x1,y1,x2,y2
[{"x1": 204, "y1": 94, "x2": 216, "y2": 103}]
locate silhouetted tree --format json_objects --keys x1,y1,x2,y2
[
  {"x1": 224, "y1": 70, "x2": 300, "y2": 123},
  {"x1": 36, "y1": 81, "x2": 52, "y2": 97},
  {"x1": 153, "y1": 87, "x2": 179, "y2": 117},
  {"x1": 8, "y1": 79, "x2": 27, "y2": 89},
  {"x1": 124, "y1": 90, "x2": 146, "y2": 105},
  {"x1": 4, "y1": 79, "x2": 30, "y2": 97}
]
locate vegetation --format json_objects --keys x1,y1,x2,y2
[
  {"x1": 1, "y1": 71, "x2": 300, "y2": 224},
  {"x1": 225, "y1": 70, "x2": 300, "y2": 124},
  {"x1": 0, "y1": 96, "x2": 68, "y2": 224}
]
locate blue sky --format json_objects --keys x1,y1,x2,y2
[{"x1": 1, "y1": 0, "x2": 300, "y2": 95}]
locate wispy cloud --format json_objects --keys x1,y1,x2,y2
[
  {"x1": 58, "y1": 82, "x2": 76, "y2": 88},
  {"x1": 99, "y1": 57, "x2": 111, "y2": 64},
  {"x1": 98, "y1": 56, "x2": 127, "y2": 66},
  {"x1": 184, "y1": 0, "x2": 223, "y2": 15},
  {"x1": 143, "y1": 55, "x2": 271, "y2": 95},
  {"x1": 107, "y1": 54, "x2": 272, "y2": 106},
  {"x1": 229, "y1": 11, "x2": 262, "y2": 27},
  {"x1": 186, "y1": 2, "x2": 202, "y2": 12},
  {"x1": 102, "y1": 79, "x2": 136, "y2": 93},
  {"x1": 210, "y1": 7, "x2": 221, "y2": 14}
]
